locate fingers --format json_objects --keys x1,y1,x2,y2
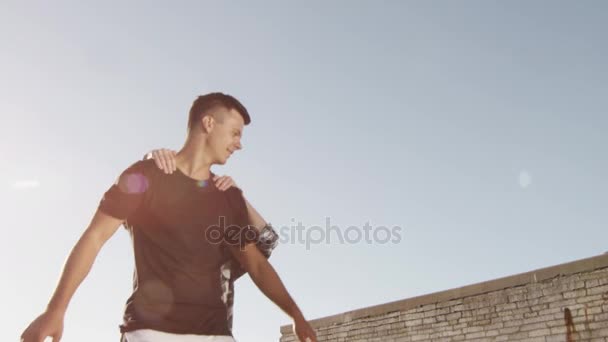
[
  {"x1": 152, "y1": 149, "x2": 176, "y2": 174},
  {"x1": 151, "y1": 150, "x2": 163, "y2": 170},
  {"x1": 213, "y1": 176, "x2": 224, "y2": 191},
  {"x1": 159, "y1": 149, "x2": 172, "y2": 174},
  {"x1": 300, "y1": 333, "x2": 317, "y2": 342},
  {"x1": 214, "y1": 176, "x2": 237, "y2": 191},
  {"x1": 19, "y1": 330, "x2": 31, "y2": 342},
  {"x1": 20, "y1": 334, "x2": 42, "y2": 342},
  {"x1": 169, "y1": 150, "x2": 177, "y2": 173},
  {"x1": 298, "y1": 324, "x2": 317, "y2": 342},
  {"x1": 306, "y1": 328, "x2": 317, "y2": 342},
  {"x1": 23, "y1": 330, "x2": 61, "y2": 342}
]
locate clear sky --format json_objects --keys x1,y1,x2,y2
[{"x1": 2, "y1": 1, "x2": 607, "y2": 341}]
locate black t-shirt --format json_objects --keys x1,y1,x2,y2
[{"x1": 98, "y1": 159, "x2": 255, "y2": 336}]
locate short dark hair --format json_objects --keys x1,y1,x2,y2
[{"x1": 187, "y1": 92, "x2": 251, "y2": 132}]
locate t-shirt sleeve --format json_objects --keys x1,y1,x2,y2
[
  {"x1": 223, "y1": 187, "x2": 280, "y2": 281},
  {"x1": 98, "y1": 161, "x2": 150, "y2": 220},
  {"x1": 223, "y1": 187, "x2": 259, "y2": 249}
]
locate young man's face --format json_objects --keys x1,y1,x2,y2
[{"x1": 206, "y1": 107, "x2": 244, "y2": 165}]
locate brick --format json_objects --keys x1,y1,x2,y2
[
  {"x1": 564, "y1": 288, "x2": 587, "y2": 298},
  {"x1": 279, "y1": 265, "x2": 608, "y2": 342},
  {"x1": 464, "y1": 331, "x2": 485, "y2": 339},
  {"x1": 588, "y1": 284, "x2": 608, "y2": 296},
  {"x1": 528, "y1": 328, "x2": 551, "y2": 337}
]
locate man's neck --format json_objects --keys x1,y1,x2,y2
[{"x1": 175, "y1": 140, "x2": 214, "y2": 181}]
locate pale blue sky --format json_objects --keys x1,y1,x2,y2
[{"x1": 2, "y1": 1, "x2": 607, "y2": 341}]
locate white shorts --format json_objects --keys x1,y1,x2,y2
[{"x1": 122, "y1": 329, "x2": 236, "y2": 342}]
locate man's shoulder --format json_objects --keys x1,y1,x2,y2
[
  {"x1": 223, "y1": 186, "x2": 246, "y2": 212},
  {"x1": 223, "y1": 187, "x2": 245, "y2": 201},
  {"x1": 122, "y1": 159, "x2": 159, "y2": 175},
  {"x1": 224, "y1": 186, "x2": 243, "y2": 196},
  {"x1": 113, "y1": 159, "x2": 161, "y2": 192}
]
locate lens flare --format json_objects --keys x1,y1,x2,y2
[{"x1": 119, "y1": 173, "x2": 149, "y2": 194}]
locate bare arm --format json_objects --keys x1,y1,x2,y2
[
  {"x1": 244, "y1": 197, "x2": 267, "y2": 231},
  {"x1": 229, "y1": 244, "x2": 317, "y2": 342},
  {"x1": 20, "y1": 210, "x2": 124, "y2": 342},
  {"x1": 230, "y1": 195, "x2": 279, "y2": 281}
]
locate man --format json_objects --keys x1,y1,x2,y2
[
  {"x1": 20, "y1": 93, "x2": 317, "y2": 342},
  {"x1": 146, "y1": 149, "x2": 281, "y2": 336}
]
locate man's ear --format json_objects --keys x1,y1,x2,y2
[{"x1": 201, "y1": 115, "x2": 215, "y2": 134}]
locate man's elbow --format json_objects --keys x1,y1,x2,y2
[{"x1": 233, "y1": 244, "x2": 265, "y2": 277}]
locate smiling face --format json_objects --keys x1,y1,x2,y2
[{"x1": 203, "y1": 107, "x2": 245, "y2": 165}]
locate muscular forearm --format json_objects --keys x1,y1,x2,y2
[
  {"x1": 248, "y1": 257, "x2": 304, "y2": 320},
  {"x1": 46, "y1": 228, "x2": 106, "y2": 314}
]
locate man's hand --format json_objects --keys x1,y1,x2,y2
[
  {"x1": 20, "y1": 309, "x2": 64, "y2": 342},
  {"x1": 147, "y1": 148, "x2": 177, "y2": 174},
  {"x1": 212, "y1": 175, "x2": 239, "y2": 191},
  {"x1": 20, "y1": 210, "x2": 123, "y2": 342},
  {"x1": 293, "y1": 315, "x2": 318, "y2": 342},
  {"x1": 146, "y1": 148, "x2": 239, "y2": 191}
]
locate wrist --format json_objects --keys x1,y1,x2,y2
[
  {"x1": 45, "y1": 308, "x2": 66, "y2": 320},
  {"x1": 46, "y1": 299, "x2": 68, "y2": 316},
  {"x1": 289, "y1": 306, "x2": 305, "y2": 321}
]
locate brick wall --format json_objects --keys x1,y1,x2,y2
[{"x1": 280, "y1": 254, "x2": 608, "y2": 341}]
